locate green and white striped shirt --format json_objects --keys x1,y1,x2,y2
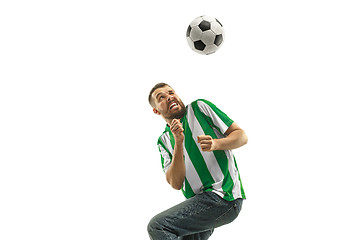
[{"x1": 157, "y1": 99, "x2": 246, "y2": 201}]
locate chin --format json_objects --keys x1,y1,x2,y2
[{"x1": 172, "y1": 108, "x2": 186, "y2": 119}]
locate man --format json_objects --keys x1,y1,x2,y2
[{"x1": 147, "y1": 83, "x2": 247, "y2": 240}]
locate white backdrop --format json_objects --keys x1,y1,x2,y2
[{"x1": 1, "y1": 0, "x2": 360, "y2": 239}]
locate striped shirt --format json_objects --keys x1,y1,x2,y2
[{"x1": 157, "y1": 99, "x2": 246, "y2": 201}]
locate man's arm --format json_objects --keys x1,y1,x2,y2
[
  {"x1": 165, "y1": 119, "x2": 186, "y2": 190},
  {"x1": 198, "y1": 122, "x2": 248, "y2": 152}
]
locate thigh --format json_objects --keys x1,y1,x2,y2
[
  {"x1": 214, "y1": 197, "x2": 243, "y2": 228},
  {"x1": 149, "y1": 192, "x2": 242, "y2": 238},
  {"x1": 149, "y1": 192, "x2": 217, "y2": 237}
]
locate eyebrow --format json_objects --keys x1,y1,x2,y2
[
  {"x1": 155, "y1": 90, "x2": 174, "y2": 100},
  {"x1": 155, "y1": 92, "x2": 163, "y2": 100}
]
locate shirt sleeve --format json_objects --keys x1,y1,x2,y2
[
  {"x1": 157, "y1": 134, "x2": 173, "y2": 173},
  {"x1": 196, "y1": 99, "x2": 234, "y2": 135}
]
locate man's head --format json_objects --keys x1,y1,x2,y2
[{"x1": 148, "y1": 83, "x2": 186, "y2": 124}]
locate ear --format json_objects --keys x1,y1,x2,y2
[{"x1": 153, "y1": 108, "x2": 161, "y2": 115}]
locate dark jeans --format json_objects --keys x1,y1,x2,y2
[{"x1": 147, "y1": 192, "x2": 243, "y2": 239}]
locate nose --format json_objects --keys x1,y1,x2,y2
[{"x1": 167, "y1": 95, "x2": 174, "y2": 102}]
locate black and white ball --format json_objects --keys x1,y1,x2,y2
[{"x1": 186, "y1": 15, "x2": 225, "y2": 55}]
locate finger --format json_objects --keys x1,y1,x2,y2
[
  {"x1": 174, "y1": 127, "x2": 183, "y2": 134},
  {"x1": 171, "y1": 121, "x2": 182, "y2": 131},
  {"x1": 171, "y1": 119, "x2": 180, "y2": 125},
  {"x1": 172, "y1": 125, "x2": 183, "y2": 133},
  {"x1": 170, "y1": 120, "x2": 177, "y2": 128},
  {"x1": 200, "y1": 135, "x2": 212, "y2": 140},
  {"x1": 197, "y1": 135, "x2": 205, "y2": 142},
  {"x1": 199, "y1": 139, "x2": 212, "y2": 144},
  {"x1": 175, "y1": 123, "x2": 181, "y2": 129},
  {"x1": 200, "y1": 144, "x2": 210, "y2": 151},
  {"x1": 174, "y1": 123, "x2": 182, "y2": 130},
  {"x1": 197, "y1": 135, "x2": 211, "y2": 142}
]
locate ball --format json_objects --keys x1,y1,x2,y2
[{"x1": 186, "y1": 15, "x2": 225, "y2": 55}]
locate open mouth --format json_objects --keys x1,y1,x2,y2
[{"x1": 169, "y1": 102, "x2": 178, "y2": 110}]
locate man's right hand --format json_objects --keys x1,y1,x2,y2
[{"x1": 170, "y1": 119, "x2": 184, "y2": 143}]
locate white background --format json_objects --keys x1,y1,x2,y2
[{"x1": 1, "y1": 0, "x2": 360, "y2": 239}]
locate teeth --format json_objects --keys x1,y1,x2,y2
[{"x1": 170, "y1": 103, "x2": 177, "y2": 109}]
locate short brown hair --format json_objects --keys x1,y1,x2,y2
[{"x1": 148, "y1": 82, "x2": 171, "y2": 107}]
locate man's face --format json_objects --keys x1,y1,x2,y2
[{"x1": 152, "y1": 86, "x2": 186, "y2": 122}]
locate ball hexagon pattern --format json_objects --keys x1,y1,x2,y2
[{"x1": 186, "y1": 15, "x2": 224, "y2": 55}]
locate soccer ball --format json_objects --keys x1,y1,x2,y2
[{"x1": 186, "y1": 15, "x2": 225, "y2": 55}]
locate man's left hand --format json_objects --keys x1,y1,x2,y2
[{"x1": 197, "y1": 135, "x2": 217, "y2": 152}]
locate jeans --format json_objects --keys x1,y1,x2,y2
[{"x1": 147, "y1": 192, "x2": 243, "y2": 240}]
